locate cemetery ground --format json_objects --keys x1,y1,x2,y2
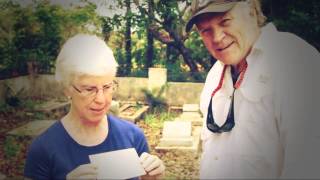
[{"x1": 0, "y1": 98, "x2": 201, "y2": 179}]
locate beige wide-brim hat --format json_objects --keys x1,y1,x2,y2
[{"x1": 185, "y1": 0, "x2": 243, "y2": 32}]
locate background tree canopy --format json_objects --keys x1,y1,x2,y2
[{"x1": 0, "y1": 0, "x2": 319, "y2": 81}]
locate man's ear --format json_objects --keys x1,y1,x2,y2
[
  {"x1": 249, "y1": 5, "x2": 257, "y2": 17},
  {"x1": 247, "y1": 0, "x2": 258, "y2": 18}
]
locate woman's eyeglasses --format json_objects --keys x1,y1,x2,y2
[{"x1": 72, "y1": 80, "x2": 118, "y2": 99}]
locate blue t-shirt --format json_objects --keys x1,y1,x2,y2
[{"x1": 24, "y1": 115, "x2": 149, "y2": 180}]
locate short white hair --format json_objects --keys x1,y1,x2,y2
[{"x1": 55, "y1": 34, "x2": 118, "y2": 86}]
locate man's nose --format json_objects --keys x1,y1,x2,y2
[{"x1": 211, "y1": 27, "x2": 225, "y2": 43}]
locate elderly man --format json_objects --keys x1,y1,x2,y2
[{"x1": 186, "y1": 0, "x2": 320, "y2": 178}]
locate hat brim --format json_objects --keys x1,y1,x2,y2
[{"x1": 185, "y1": 2, "x2": 237, "y2": 32}]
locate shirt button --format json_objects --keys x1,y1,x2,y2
[{"x1": 214, "y1": 156, "x2": 218, "y2": 160}]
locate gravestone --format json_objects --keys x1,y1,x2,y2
[
  {"x1": 158, "y1": 121, "x2": 193, "y2": 147},
  {"x1": 7, "y1": 120, "x2": 55, "y2": 138},
  {"x1": 182, "y1": 104, "x2": 199, "y2": 112},
  {"x1": 109, "y1": 100, "x2": 120, "y2": 116},
  {"x1": 176, "y1": 104, "x2": 203, "y2": 126},
  {"x1": 118, "y1": 103, "x2": 149, "y2": 123},
  {"x1": 35, "y1": 100, "x2": 70, "y2": 118},
  {"x1": 156, "y1": 104, "x2": 202, "y2": 153},
  {"x1": 148, "y1": 68, "x2": 167, "y2": 91},
  {"x1": 156, "y1": 121, "x2": 201, "y2": 153},
  {"x1": 148, "y1": 68, "x2": 167, "y2": 98}
]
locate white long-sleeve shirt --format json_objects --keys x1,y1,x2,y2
[{"x1": 199, "y1": 23, "x2": 320, "y2": 179}]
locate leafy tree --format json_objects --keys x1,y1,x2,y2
[
  {"x1": 133, "y1": 0, "x2": 201, "y2": 73},
  {"x1": 0, "y1": 0, "x2": 104, "y2": 78},
  {"x1": 262, "y1": 0, "x2": 320, "y2": 51}
]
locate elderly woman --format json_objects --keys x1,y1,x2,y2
[{"x1": 24, "y1": 34, "x2": 165, "y2": 179}]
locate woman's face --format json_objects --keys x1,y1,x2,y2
[{"x1": 66, "y1": 74, "x2": 115, "y2": 124}]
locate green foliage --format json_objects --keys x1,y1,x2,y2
[
  {"x1": 4, "y1": 136, "x2": 21, "y2": 159},
  {"x1": 142, "y1": 85, "x2": 168, "y2": 111},
  {"x1": 0, "y1": 0, "x2": 104, "y2": 78},
  {"x1": 0, "y1": 101, "x2": 14, "y2": 116},
  {"x1": 3, "y1": 81, "x2": 24, "y2": 107},
  {"x1": 144, "y1": 111, "x2": 176, "y2": 129},
  {"x1": 107, "y1": 0, "x2": 320, "y2": 82},
  {"x1": 262, "y1": 0, "x2": 320, "y2": 50},
  {"x1": 20, "y1": 98, "x2": 39, "y2": 111},
  {"x1": 166, "y1": 59, "x2": 207, "y2": 82},
  {"x1": 33, "y1": 111, "x2": 46, "y2": 120},
  {"x1": 1, "y1": 0, "x2": 319, "y2": 81}
]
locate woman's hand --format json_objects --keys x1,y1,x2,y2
[
  {"x1": 66, "y1": 163, "x2": 98, "y2": 180},
  {"x1": 140, "y1": 152, "x2": 165, "y2": 179}
]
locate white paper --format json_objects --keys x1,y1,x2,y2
[{"x1": 89, "y1": 148, "x2": 146, "y2": 179}]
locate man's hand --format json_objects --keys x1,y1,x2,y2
[
  {"x1": 66, "y1": 164, "x2": 98, "y2": 180},
  {"x1": 140, "y1": 152, "x2": 165, "y2": 179}
]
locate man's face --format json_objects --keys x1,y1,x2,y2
[{"x1": 196, "y1": 2, "x2": 260, "y2": 65}]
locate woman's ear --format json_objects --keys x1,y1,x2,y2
[{"x1": 64, "y1": 88, "x2": 72, "y2": 100}]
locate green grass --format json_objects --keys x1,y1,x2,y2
[{"x1": 144, "y1": 109, "x2": 178, "y2": 128}]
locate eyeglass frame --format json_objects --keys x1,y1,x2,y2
[{"x1": 71, "y1": 80, "x2": 118, "y2": 99}]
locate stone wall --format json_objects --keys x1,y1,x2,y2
[
  {"x1": 165, "y1": 82, "x2": 203, "y2": 106},
  {"x1": 113, "y1": 77, "x2": 148, "y2": 101},
  {"x1": 0, "y1": 75, "x2": 65, "y2": 103},
  {"x1": 0, "y1": 70, "x2": 204, "y2": 106}
]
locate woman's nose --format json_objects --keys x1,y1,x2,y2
[{"x1": 93, "y1": 88, "x2": 106, "y2": 103}]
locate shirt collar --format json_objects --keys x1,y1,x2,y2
[
  {"x1": 238, "y1": 23, "x2": 277, "y2": 101},
  {"x1": 219, "y1": 23, "x2": 276, "y2": 101}
]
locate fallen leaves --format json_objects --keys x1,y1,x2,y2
[{"x1": 137, "y1": 120, "x2": 200, "y2": 179}]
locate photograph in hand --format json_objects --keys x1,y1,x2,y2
[{"x1": 89, "y1": 148, "x2": 146, "y2": 179}]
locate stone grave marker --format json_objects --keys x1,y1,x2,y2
[
  {"x1": 158, "y1": 121, "x2": 193, "y2": 147},
  {"x1": 8, "y1": 120, "x2": 55, "y2": 138}
]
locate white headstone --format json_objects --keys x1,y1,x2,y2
[
  {"x1": 162, "y1": 121, "x2": 192, "y2": 138},
  {"x1": 148, "y1": 68, "x2": 167, "y2": 91},
  {"x1": 109, "y1": 100, "x2": 120, "y2": 115},
  {"x1": 182, "y1": 104, "x2": 199, "y2": 112}
]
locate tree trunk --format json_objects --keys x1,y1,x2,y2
[
  {"x1": 166, "y1": 44, "x2": 178, "y2": 64},
  {"x1": 146, "y1": 0, "x2": 154, "y2": 69},
  {"x1": 166, "y1": 27, "x2": 199, "y2": 72},
  {"x1": 176, "y1": 44, "x2": 198, "y2": 72},
  {"x1": 125, "y1": 0, "x2": 132, "y2": 75}
]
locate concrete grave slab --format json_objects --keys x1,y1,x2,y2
[
  {"x1": 35, "y1": 100, "x2": 70, "y2": 113},
  {"x1": 7, "y1": 120, "x2": 55, "y2": 138},
  {"x1": 175, "y1": 112, "x2": 203, "y2": 126},
  {"x1": 182, "y1": 104, "x2": 199, "y2": 112},
  {"x1": 109, "y1": 100, "x2": 120, "y2": 116},
  {"x1": 118, "y1": 103, "x2": 149, "y2": 123},
  {"x1": 162, "y1": 121, "x2": 192, "y2": 139},
  {"x1": 156, "y1": 126, "x2": 202, "y2": 154},
  {"x1": 33, "y1": 100, "x2": 70, "y2": 118}
]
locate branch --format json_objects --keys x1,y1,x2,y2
[
  {"x1": 149, "y1": 25, "x2": 174, "y2": 45},
  {"x1": 133, "y1": 0, "x2": 147, "y2": 15},
  {"x1": 181, "y1": 1, "x2": 191, "y2": 17}
]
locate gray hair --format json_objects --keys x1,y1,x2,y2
[
  {"x1": 55, "y1": 34, "x2": 118, "y2": 87},
  {"x1": 250, "y1": 0, "x2": 266, "y2": 27}
]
